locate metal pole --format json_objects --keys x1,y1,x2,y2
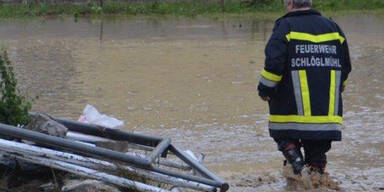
[
  {"x1": 169, "y1": 145, "x2": 229, "y2": 192},
  {"x1": 151, "y1": 166, "x2": 221, "y2": 189},
  {"x1": 126, "y1": 152, "x2": 192, "y2": 171},
  {"x1": 148, "y1": 138, "x2": 171, "y2": 163},
  {"x1": 0, "y1": 123, "x2": 151, "y2": 167},
  {"x1": 53, "y1": 118, "x2": 163, "y2": 146},
  {"x1": 66, "y1": 132, "x2": 157, "y2": 152}
]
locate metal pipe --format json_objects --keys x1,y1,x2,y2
[
  {"x1": 169, "y1": 145, "x2": 229, "y2": 192},
  {"x1": 151, "y1": 166, "x2": 220, "y2": 190},
  {"x1": 53, "y1": 118, "x2": 163, "y2": 147},
  {"x1": 66, "y1": 131, "x2": 113, "y2": 143},
  {"x1": 124, "y1": 143, "x2": 155, "y2": 152},
  {"x1": 148, "y1": 138, "x2": 171, "y2": 163},
  {"x1": 126, "y1": 152, "x2": 191, "y2": 170},
  {"x1": 154, "y1": 157, "x2": 191, "y2": 171},
  {"x1": 0, "y1": 123, "x2": 151, "y2": 167}
]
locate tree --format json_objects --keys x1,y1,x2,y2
[{"x1": 0, "y1": 48, "x2": 32, "y2": 126}]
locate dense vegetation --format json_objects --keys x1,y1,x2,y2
[
  {"x1": 0, "y1": 49, "x2": 32, "y2": 126},
  {"x1": 0, "y1": 0, "x2": 383, "y2": 18},
  {"x1": 250, "y1": 0, "x2": 384, "y2": 10}
]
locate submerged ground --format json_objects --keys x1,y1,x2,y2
[{"x1": 1, "y1": 13, "x2": 383, "y2": 191}]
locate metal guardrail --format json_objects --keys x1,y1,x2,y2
[{"x1": 0, "y1": 117, "x2": 229, "y2": 192}]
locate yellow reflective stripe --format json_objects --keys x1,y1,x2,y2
[
  {"x1": 261, "y1": 69, "x2": 282, "y2": 82},
  {"x1": 342, "y1": 80, "x2": 347, "y2": 87},
  {"x1": 328, "y1": 70, "x2": 336, "y2": 116},
  {"x1": 340, "y1": 35, "x2": 345, "y2": 44},
  {"x1": 285, "y1": 34, "x2": 290, "y2": 42},
  {"x1": 270, "y1": 115, "x2": 343, "y2": 124},
  {"x1": 286, "y1": 32, "x2": 345, "y2": 44},
  {"x1": 299, "y1": 70, "x2": 311, "y2": 116}
]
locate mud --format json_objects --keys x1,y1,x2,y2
[{"x1": 0, "y1": 14, "x2": 383, "y2": 191}]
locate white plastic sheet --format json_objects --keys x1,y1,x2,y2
[{"x1": 78, "y1": 104, "x2": 124, "y2": 129}]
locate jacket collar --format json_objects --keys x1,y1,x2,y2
[{"x1": 282, "y1": 9, "x2": 322, "y2": 18}]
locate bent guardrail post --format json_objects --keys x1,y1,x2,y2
[
  {"x1": 169, "y1": 145, "x2": 229, "y2": 192},
  {"x1": 148, "y1": 138, "x2": 171, "y2": 163}
]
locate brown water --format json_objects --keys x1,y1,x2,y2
[{"x1": 1, "y1": 14, "x2": 384, "y2": 191}]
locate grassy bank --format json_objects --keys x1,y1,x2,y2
[{"x1": 0, "y1": 0, "x2": 384, "y2": 18}]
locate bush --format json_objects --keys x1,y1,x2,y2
[
  {"x1": 0, "y1": 48, "x2": 32, "y2": 126},
  {"x1": 249, "y1": 0, "x2": 283, "y2": 10},
  {"x1": 248, "y1": 0, "x2": 269, "y2": 8}
]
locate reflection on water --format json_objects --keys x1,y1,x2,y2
[
  {"x1": 1, "y1": 14, "x2": 384, "y2": 191},
  {"x1": 0, "y1": 16, "x2": 274, "y2": 42}
]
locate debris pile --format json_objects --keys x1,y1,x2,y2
[{"x1": 0, "y1": 113, "x2": 228, "y2": 192}]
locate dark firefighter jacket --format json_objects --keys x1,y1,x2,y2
[{"x1": 258, "y1": 9, "x2": 352, "y2": 141}]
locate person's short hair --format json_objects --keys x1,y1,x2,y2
[{"x1": 284, "y1": 0, "x2": 312, "y2": 8}]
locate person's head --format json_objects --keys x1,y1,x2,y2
[{"x1": 284, "y1": 0, "x2": 312, "y2": 12}]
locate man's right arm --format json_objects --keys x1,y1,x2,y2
[
  {"x1": 341, "y1": 40, "x2": 352, "y2": 91},
  {"x1": 337, "y1": 26, "x2": 352, "y2": 91}
]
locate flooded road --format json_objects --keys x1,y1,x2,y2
[{"x1": 0, "y1": 14, "x2": 383, "y2": 191}]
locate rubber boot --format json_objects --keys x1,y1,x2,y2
[
  {"x1": 311, "y1": 165, "x2": 340, "y2": 190},
  {"x1": 282, "y1": 142, "x2": 304, "y2": 175},
  {"x1": 301, "y1": 165, "x2": 341, "y2": 191},
  {"x1": 282, "y1": 161, "x2": 305, "y2": 191}
]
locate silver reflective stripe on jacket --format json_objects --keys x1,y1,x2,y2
[
  {"x1": 259, "y1": 76, "x2": 278, "y2": 88},
  {"x1": 291, "y1": 70, "x2": 304, "y2": 115},
  {"x1": 334, "y1": 70, "x2": 341, "y2": 116},
  {"x1": 269, "y1": 122, "x2": 341, "y2": 131}
]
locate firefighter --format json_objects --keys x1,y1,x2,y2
[{"x1": 257, "y1": 0, "x2": 352, "y2": 186}]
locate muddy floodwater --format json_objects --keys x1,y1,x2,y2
[{"x1": 1, "y1": 13, "x2": 384, "y2": 191}]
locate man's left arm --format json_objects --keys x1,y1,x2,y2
[{"x1": 258, "y1": 20, "x2": 289, "y2": 101}]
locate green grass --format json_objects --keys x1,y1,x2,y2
[
  {"x1": 0, "y1": 0, "x2": 383, "y2": 18},
  {"x1": 312, "y1": 0, "x2": 384, "y2": 11},
  {"x1": 0, "y1": 2, "x2": 251, "y2": 18}
]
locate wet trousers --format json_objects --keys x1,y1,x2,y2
[{"x1": 274, "y1": 138, "x2": 332, "y2": 168}]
